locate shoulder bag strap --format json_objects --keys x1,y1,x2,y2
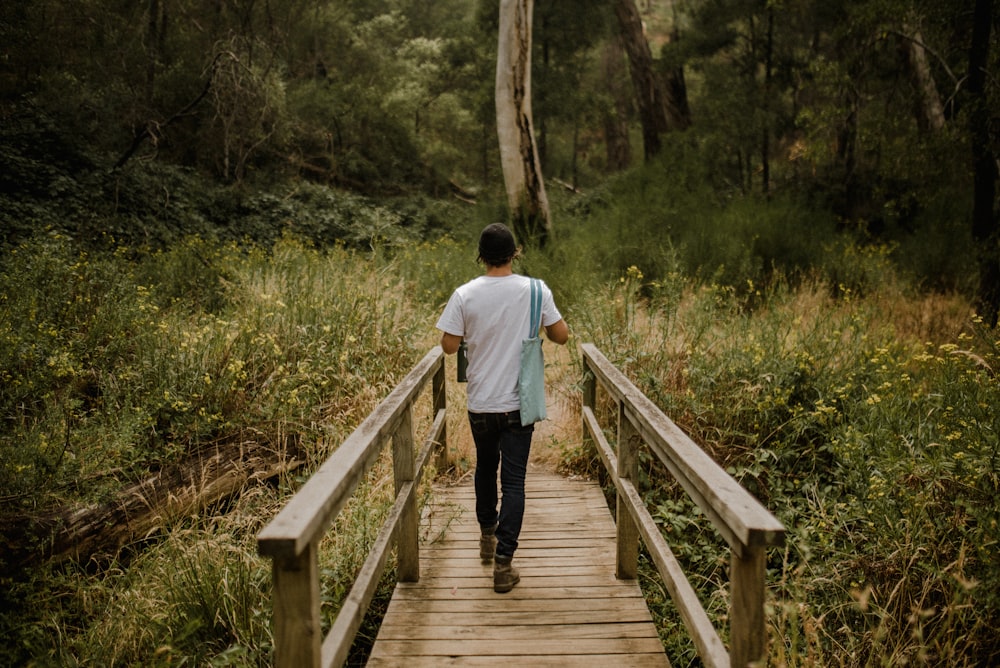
[{"x1": 528, "y1": 278, "x2": 542, "y2": 339}]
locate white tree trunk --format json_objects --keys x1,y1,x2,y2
[
  {"x1": 495, "y1": 0, "x2": 551, "y2": 244},
  {"x1": 903, "y1": 20, "x2": 945, "y2": 132}
]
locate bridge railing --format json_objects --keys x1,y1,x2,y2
[
  {"x1": 256, "y1": 347, "x2": 447, "y2": 668},
  {"x1": 581, "y1": 343, "x2": 786, "y2": 668}
]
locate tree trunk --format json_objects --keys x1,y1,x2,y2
[
  {"x1": 901, "y1": 18, "x2": 946, "y2": 133},
  {"x1": 761, "y1": 7, "x2": 774, "y2": 196},
  {"x1": 0, "y1": 440, "x2": 304, "y2": 569},
  {"x1": 146, "y1": 0, "x2": 161, "y2": 107},
  {"x1": 602, "y1": 36, "x2": 632, "y2": 172},
  {"x1": 613, "y1": 0, "x2": 690, "y2": 161},
  {"x1": 496, "y1": 0, "x2": 551, "y2": 247},
  {"x1": 614, "y1": 0, "x2": 666, "y2": 159},
  {"x1": 968, "y1": 0, "x2": 999, "y2": 326},
  {"x1": 661, "y1": 20, "x2": 692, "y2": 133}
]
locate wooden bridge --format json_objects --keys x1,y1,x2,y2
[
  {"x1": 368, "y1": 472, "x2": 669, "y2": 667},
  {"x1": 257, "y1": 344, "x2": 785, "y2": 667}
]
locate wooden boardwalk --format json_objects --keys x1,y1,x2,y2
[{"x1": 367, "y1": 472, "x2": 670, "y2": 667}]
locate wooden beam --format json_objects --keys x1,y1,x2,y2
[
  {"x1": 730, "y1": 546, "x2": 767, "y2": 668},
  {"x1": 394, "y1": 406, "x2": 419, "y2": 583},
  {"x1": 618, "y1": 477, "x2": 729, "y2": 668},
  {"x1": 616, "y1": 402, "x2": 640, "y2": 580},
  {"x1": 321, "y1": 408, "x2": 446, "y2": 667},
  {"x1": 272, "y1": 543, "x2": 321, "y2": 668}
]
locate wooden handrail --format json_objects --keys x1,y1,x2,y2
[
  {"x1": 257, "y1": 346, "x2": 447, "y2": 668},
  {"x1": 581, "y1": 343, "x2": 786, "y2": 668}
]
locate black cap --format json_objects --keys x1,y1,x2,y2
[{"x1": 478, "y1": 223, "x2": 517, "y2": 265}]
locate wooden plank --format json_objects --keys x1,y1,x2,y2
[
  {"x1": 617, "y1": 400, "x2": 640, "y2": 579},
  {"x1": 392, "y1": 406, "x2": 419, "y2": 583},
  {"x1": 394, "y1": 575, "x2": 645, "y2": 591},
  {"x1": 619, "y1": 477, "x2": 730, "y2": 668},
  {"x1": 730, "y1": 546, "x2": 767, "y2": 668},
  {"x1": 369, "y1": 637, "x2": 668, "y2": 657},
  {"x1": 374, "y1": 622, "x2": 659, "y2": 641},
  {"x1": 271, "y1": 545, "x2": 321, "y2": 668},
  {"x1": 368, "y1": 654, "x2": 671, "y2": 667},
  {"x1": 391, "y1": 585, "x2": 650, "y2": 600},
  {"x1": 383, "y1": 596, "x2": 654, "y2": 614},
  {"x1": 320, "y1": 406, "x2": 448, "y2": 667},
  {"x1": 369, "y1": 472, "x2": 670, "y2": 666},
  {"x1": 381, "y1": 608, "x2": 658, "y2": 627}
]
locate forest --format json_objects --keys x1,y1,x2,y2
[{"x1": 1, "y1": 0, "x2": 998, "y2": 665}]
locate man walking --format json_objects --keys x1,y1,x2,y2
[{"x1": 436, "y1": 223, "x2": 569, "y2": 593}]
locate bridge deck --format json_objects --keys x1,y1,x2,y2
[{"x1": 367, "y1": 472, "x2": 670, "y2": 667}]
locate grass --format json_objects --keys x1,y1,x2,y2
[
  {"x1": 566, "y1": 261, "x2": 1000, "y2": 666},
  {"x1": 2, "y1": 189, "x2": 998, "y2": 665},
  {"x1": 0, "y1": 231, "x2": 427, "y2": 665}
]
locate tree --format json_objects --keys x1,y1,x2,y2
[
  {"x1": 495, "y1": 0, "x2": 551, "y2": 246},
  {"x1": 614, "y1": 0, "x2": 690, "y2": 161},
  {"x1": 206, "y1": 37, "x2": 286, "y2": 182},
  {"x1": 533, "y1": 0, "x2": 611, "y2": 183},
  {"x1": 967, "y1": 0, "x2": 999, "y2": 325},
  {"x1": 899, "y1": 16, "x2": 946, "y2": 133},
  {"x1": 602, "y1": 35, "x2": 633, "y2": 172}
]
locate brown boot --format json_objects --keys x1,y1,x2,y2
[
  {"x1": 479, "y1": 526, "x2": 497, "y2": 563},
  {"x1": 493, "y1": 555, "x2": 520, "y2": 593}
]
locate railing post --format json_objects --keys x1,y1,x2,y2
[
  {"x1": 271, "y1": 544, "x2": 321, "y2": 668},
  {"x1": 616, "y1": 401, "x2": 640, "y2": 580},
  {"x1": 730, "y1": 545, "x2": 767, "y2": 667},
  {"x1": 393, "y1": 406, "x2": 419, "y2": 582},
  {"x1": 432, "y1": 355, "x2": 449, "y2": 472},
  {"x1": 582, "y1": 358, "x2": 596, "y2": 453}
]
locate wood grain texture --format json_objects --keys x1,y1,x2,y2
[{"x1": 368, "y1": 472, "x2": 670, "y2": 666}]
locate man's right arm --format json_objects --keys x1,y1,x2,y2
[
  {"x1": 440, "y1": 332, "x2": 463, "y2": 355},
  {"x1": 545, "y1": 319, "x2": 569, "y2": 345}
]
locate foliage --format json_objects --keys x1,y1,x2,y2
[
  {"x1": 0, "y1": 233, "x2": 421, "y2": 511},
  {"x1": 1, "y1": 0, "x2": 492, "y2": 191},
  {"x1": 557, "y1": 154, "x2": 853, "y2": 292},
  {"x1": 2, "y1": 190, "x2": 999, "y2": 665},
  {"x1": 3, "y1": 0, "x2": 995, "y2": 301},
  {"x1": 0, "y1": 113, "x2": 449, "y2": 252},
  {"x1": 1, "y1": 0, "x2": 998, "y2": 663},
  {"x1": 0, "y1": 232, "x2": 431, "y2": 665},
  {"x1": 567, "y1": 263, "x2": 1000, "y2": 666}
]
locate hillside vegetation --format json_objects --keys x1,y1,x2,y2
[
  {"x1": 2, "y1": 0, "x2": 998, "y2": 665},
  {"x1": 1, "y1": 179, "x2": 998, "y2": 664}
]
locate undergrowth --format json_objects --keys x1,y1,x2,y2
[
  {"x1": 0, "y1": 232, "x2": 425, "y2": 665},
  {"x1": 566, "y1": 263, "x2": 1000, "y2": 666},
  {"x1": 1, "y1": 181, "x2": 997, "y2": 666}
]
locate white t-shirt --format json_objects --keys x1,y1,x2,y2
[{"x1": 436, "y1": 274, "x2": 562, "y2": 413}]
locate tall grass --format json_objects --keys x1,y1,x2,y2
[
  {"x1": 3, "y1": 179, "x2": 997, "y2": 666},
  {"x1": 0, "y1": 232, "x2": 427, "y2": 665},
  {"x1": 565, "y1": 260, "x2": 1000, "y2": 665}
]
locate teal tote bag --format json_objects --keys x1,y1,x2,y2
[{"x1": 518, "y1": 278, "x2": 546, "y2": 425}]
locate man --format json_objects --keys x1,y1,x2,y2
[{"x1": 436, "y1": 223, "x2": 569, "y2": 593}]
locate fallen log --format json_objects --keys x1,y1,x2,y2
[{"x1": 0, "y1": 438, "x2": 305, "y2": 570}]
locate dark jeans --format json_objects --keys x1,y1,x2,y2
[{"x1": 468, "y1": 410, "x2": 534, "y2": 558}]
